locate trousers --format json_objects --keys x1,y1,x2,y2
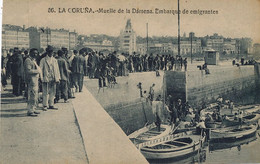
[
  {"x1": 73, "y1": 73, "x2": 84, "y2": 92},
  {"x1": 42, "y1": 81, "x2": 56, "y2": 107},
  {"x1": 56, "y1": 80, "x2": 68, "y2": 101},
  {"x1": 12, "y1": 75, "x2": 23, "y2": 96},
  {"x1": 27, "y1": 81, "x2": 38, "y2": 113}
]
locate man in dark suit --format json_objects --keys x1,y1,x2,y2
[
  {"x1": 72, "y1": 50, "x2": 86, "y2": 92},
  {"x1": 9, "y1": 47, "x2": 24, "y2": 96},
  {"x1": 55, "y1": 50, "x2": 70, "y2": 103}
]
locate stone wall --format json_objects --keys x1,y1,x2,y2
[
  {"x1": 106, "y1": 98, "x2": 155, "y2": 135},
  {"x1": 186, "y1": 66, "x2": 255, "y2": 107},
  {"x1": 165, "y1": 71, "x2": 186, "y2": 104},
  {"x1": 84, "y1": 71, "x2": 164, "y2": 134},
  {"x1": 166, "y1": 65, "x2": 256, "y2": 108}
]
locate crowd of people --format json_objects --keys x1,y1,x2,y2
[
  {"x1": 1, "y1": 46, "x2": 88, "y2": 116},
  {"x1": 1, "y1": 46, "x2": 189, "y2": 117}
]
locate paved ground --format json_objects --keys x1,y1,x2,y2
[{"x1": 0, "y1": 84, "x2": 88, "y2": 164}]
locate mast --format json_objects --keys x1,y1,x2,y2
[
  {"x1": 177, "y1": 0, "x2": 180, "y2": 57},
  {"x1": 146, "y1": 23, "x2": 149, "y2": 53},
  {"x1": 191, "y1": 33, "x2": 193, "y2": 63}
]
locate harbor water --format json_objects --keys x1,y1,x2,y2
[
  {"x1": 149, "y1": 92, "x2": 260, "y2": 164},
  {"x1": 148, "y1": 130, "x2": 260, "y2": 164}
]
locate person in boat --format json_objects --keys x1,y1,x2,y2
[
  {"x1": 200, "y1": 109, "x2": 206, "y2": 121},
  {"x1": 238, "y1": 111, "x2": 243, "y2": 126},
  {"x1": 182, "y1": 101, "x2": 190, "y2": 118},
  {"x1": 212, "y1": 110, "x2": 217, "y2": 121},
  {"x1": 168, "y1": 106, "x2": 178, "y2": 125},
  {"x1": 205, "y1": 113, "x2": 213, "y2": 123},
  {"x1": 184, "y1": 109, "x2": 196, "y2": 127},
  {"x1": 176, "y1": 99, "x2": 183, "y2": 120},
  {"x1": 155, "y1": 112, "x2": 161, "y2": 132},
  {"x1": 229, "y1": 101, "x2": 234, "y2": 114},
  {"x1": 194, "y1": 109, "x2": 200, "y2": 122},
  {"x1": 196, "y1": 119, "x2": 206, "y2": 135}
]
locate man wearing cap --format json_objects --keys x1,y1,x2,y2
[
  {"x1": 55, "y1": 50, "x2": 70, "y2": 103},
  {"x1": 24, "y1": 48, "x2": 42, "y2": 116},
  {"x1": 9, "y1": 47, "x2": 24, "y2": 96},
  {"x1": 72, "y1": 50, "x2": 86, "y2": 92},
  {"x1": 40, "y1": 45, "x2": 60, "y2": 110},
  {"x1": 62, "y1": 47, "x2": 75, "y2": 99}
]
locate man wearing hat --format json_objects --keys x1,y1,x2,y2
[
  {"x1": 9, "y1": 47, "x2": 24, "y2": 96},
  {"x1": 39, "y1": 45, "x2": 60, "y2": 110},
  {"x1": 55, "y1": 50, "x2": 70, "y2": 103},
  {"x1": 72, "y1": 50, "x2": 86, "y2": 92},
  {"x1": 24, "y1": 48, "x2": 42, "y2": 116},
  {"x1": 62, "y1": 47, "x2": 75, "y2": 99}
]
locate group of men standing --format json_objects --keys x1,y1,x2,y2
[
  {"x1": 128, "y1": 53, "x2": 188, "y2": 73},
  {"x1": 4, "y1": 46, "x2": 87, "y2": 116}
]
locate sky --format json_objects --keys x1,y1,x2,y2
[{"x1": 2, "y1": 0, "x2": 260, "y2": 43}]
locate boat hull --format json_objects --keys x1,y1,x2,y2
[
  {"x1": 129, "y1": 124, "x2": 172, "y2": 142},
  {"x1": 210, "y1": 124, "x2": 258, "y2": 141},
  {"x1": 140, "y1": 136, "x2": 205, "y2": 160}
]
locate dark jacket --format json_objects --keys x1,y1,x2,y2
[
  {"x1": 56, "y1": 56, "x2": 70, "y2": 81},
  {"x1": 10, "y1": 53, "x2": 24, "y2": 78},
  {"x1": 72, "y1": 55, "x2": 86, "y2": 75}
]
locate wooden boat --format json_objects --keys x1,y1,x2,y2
[
  {"x1": 223, "y1": 114, "x2": 260, "y2": 126},
  {"x1": 210, "y1": 124, "x2": 258, "y2": 141},
  {"x1": 237, "y1": 104, "x2": 260, "y2": 112},
  {"x1": 128, "y1": 123, "x2": 172, "y2": 144},
  {"x1": 243, "y1": 114, "x2": 260, "y2": 124},
  {"x1": 140, "y1": 134, "x2": 206, "y2": 160}
]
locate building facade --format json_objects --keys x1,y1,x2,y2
[
  {"x1": 222, "y1": 39, "x2": 237, "y2": 54},
  {"x1": 206, "y1": 33, "x2": 224, "y2": 53},
  {"x1": 119, "y1": 19, "x2": 136, "y2": 55},
  {"x1": 2, "y1": 24, "x2": 29, "y2": 50},
  {"x1": 26, "y1": 27, "x2": 78, "y2": 51},
  {"x1": 172, "y1": 39, "x2": 202, "y2": 55},
  {"x1": 83, "y1": 39, "x2": 114, "y2": 52}
]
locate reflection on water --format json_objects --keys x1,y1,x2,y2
[{"x1": 209, "y1": 134, "x2": 257, "y2": 152}]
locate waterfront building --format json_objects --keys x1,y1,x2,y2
[
  {"x1": 206, "y1": 33, "x2": 224, "y2": 53},
  {"x1": 83, "y1": 39, "x2": 114, "y2": 52},
  {"x1": 136, "y1": 43, "x2": 146, "y2": 55},
  {"x1": 26, "y1": 27, "x2": 78, "y2": 50},
  {"x1": 253, "y1": 43, "x2": 260, "y2": 55},
  {"x1": 223, "y1": 39, "x2": 237, "y2": 54},
  {"x1": 69, "y1": 31, "x2": 77, "y2": 50},
  {"x1": 2, "y1": 24, "x2": 29, "y2": 50},
  {"x1": 119, "y1": 19, "x2": 136, "y2": 55},
  {"x1": 172, "y1": 32, "x2": 202, "y2": 55}
]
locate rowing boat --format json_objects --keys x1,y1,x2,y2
[
  {"x1": 210, "y1": 124, "x2": 258, "y2": 141},
  {"x1": 140, "y1": 134, "x2": 206, "y2": 160},
  {"x1": 223, "y1": 114, "x2": 260, "y2": 126},
  {"x1": 128, "y1": 123, "x2": 172, "y2": 144}
]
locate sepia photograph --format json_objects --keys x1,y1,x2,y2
[{"x1": 1, "y1": 0, "x2": 260, "y2": 163}]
